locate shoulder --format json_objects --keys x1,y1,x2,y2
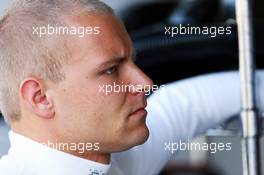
[{"x1": 0, "y1": 153, "x2": 25, "y2": 175}]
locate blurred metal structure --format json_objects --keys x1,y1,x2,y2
[{"x1": 235, "y1": 0, "x2": 261, "y2": 175}]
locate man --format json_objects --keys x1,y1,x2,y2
[{"x1": 0, "y1": 0, "x2": 264, "y2": 175}]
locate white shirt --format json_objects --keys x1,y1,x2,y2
[
  {"x1": 0, "y1": 131, "x2": 110, "y2": 175},
  {"x1": 1, "y1": 71, "x2": 264, "y2": 175}
]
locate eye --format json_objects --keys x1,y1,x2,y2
[{"x1": 105, "y1": 65, "x2": 119, "y2": 75}]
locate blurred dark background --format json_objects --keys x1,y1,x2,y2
[{"x1": 111, "y1": 0, "x2": 264, "y2": 85}]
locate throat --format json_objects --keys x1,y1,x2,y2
[{"x1": 69, "y1": 151, "x2": 111, "y2": 164}]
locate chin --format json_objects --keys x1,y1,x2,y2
[
  {"x1": 110, "y1": 124, "x2": 150, "y2": 153},
  {"x1": 136, "y1": 125, "x2": 149, "y2": 144},
  {"x1": 126, "y1": 124, "x2": 150, "y2": 149}
]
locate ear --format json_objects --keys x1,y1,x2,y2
[{"x1": 20, "y1": 78, "x2": 55, "y2": 119}]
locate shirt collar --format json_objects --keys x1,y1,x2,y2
[{"x1": 8, "y1": 131, "x2": 111, "y2": 175}]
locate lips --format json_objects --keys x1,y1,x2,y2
[
  {"x1": 128, "y1": 103, "x2": 147, "y2": 117},
  {"x1": 131, "y1": 108, "x2": 145, "y2": 115}
]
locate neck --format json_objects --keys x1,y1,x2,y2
[{"x1": 69, "y1": 151, "x2": 111, "y2": 164}]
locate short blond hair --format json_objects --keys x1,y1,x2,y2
[{"x1": 0, "y1": 0, "x2": 113, "y2": 124}]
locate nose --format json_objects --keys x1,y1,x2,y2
[{"x1": 125, "y1": 63, "x2": 154, "y2": 95}]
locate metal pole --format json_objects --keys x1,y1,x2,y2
[{"x1": 235, "y1": 0, "x2": 261, "y2": 175}]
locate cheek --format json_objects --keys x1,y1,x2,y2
[
  {"x1": 52, "y1": 81, "x2": 95, "y2": 119},
  {"x1": 101, "y1": 91, "x2": 127, "y2": 113},
  {"x1": 54, "y1": 80, "x2": 128, "y2": 127}
]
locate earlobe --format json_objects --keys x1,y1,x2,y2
[{"x1": 20, "y1": 78, "x2": 55, "y2": 119}]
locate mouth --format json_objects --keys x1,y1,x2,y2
[{"x1": 128, "y1": 103, "x2": 148, "y2": 119}]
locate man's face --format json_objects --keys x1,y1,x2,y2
[{"x1": 50, "y1": 13, "x2": 153, "y2": 153}]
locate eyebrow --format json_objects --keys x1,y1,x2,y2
[
  {"x1": 97, "y1": 57, "x2": 126, "y2": 71},
  {"x1": 97, "y1": 49, "x2": 137, "y2": 71}
]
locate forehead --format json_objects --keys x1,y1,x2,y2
[{"x1": 65, "y1": 13, "x2": 132, "y2": 64}]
